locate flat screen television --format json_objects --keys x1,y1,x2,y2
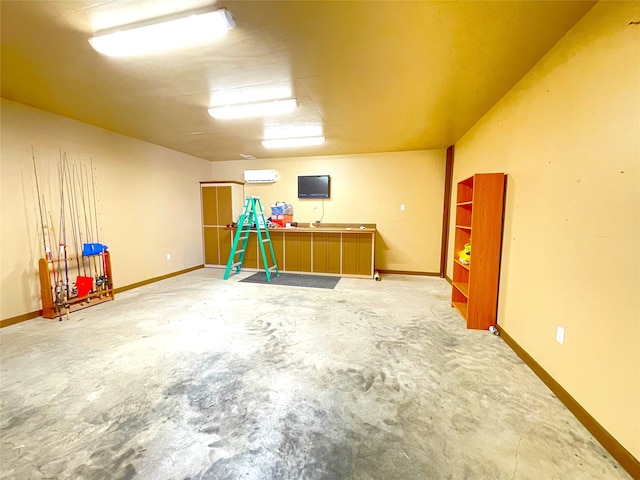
[{"x1": 298, "y1": 175, "x2": 330, "y2": 199}]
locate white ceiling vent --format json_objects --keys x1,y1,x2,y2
[{"x1": 244, "y1": 169, "x2": 278, "y2": 183}]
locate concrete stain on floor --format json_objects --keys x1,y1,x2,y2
[{"x1": 0, "y1": 269, "x2": 632, "y2": 479}]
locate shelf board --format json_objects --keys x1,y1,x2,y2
[
  {"x1": 454, "y1": 258, "x2": 470, "y2": 270},
  {"x1": 456, "y1": 201, "x2": 473, "y2": 206},
  {"x1": 455, "y1": 225, "x2": 471, "y2": 230},
  {"x1": 452, "y1": 281, "x2": 469, "y2": 298},
  {"x1": 452, "y1": 301, "x2": 468, "y2": 319}
]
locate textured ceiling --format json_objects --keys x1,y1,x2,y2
[{"x1": 1, "y1": 0, "x2": 595, "y2": 162}]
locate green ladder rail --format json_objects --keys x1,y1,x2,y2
[{"x1": 223, "y1": 196, "x2": 279, "y2": 281}]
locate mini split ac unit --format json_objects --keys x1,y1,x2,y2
[{"x1": 244, "y1": 169, "x2": 278, "y2": 183}]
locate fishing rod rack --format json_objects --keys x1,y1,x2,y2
[
  {"x1": 32, "y1": 147, "x2": 113, "y2": 321},
  {"x1": 38, "y1": 250, "x2": 114, "y2": 319}
]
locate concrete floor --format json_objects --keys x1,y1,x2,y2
[{"x1": 0, "y1": 269, "x2": 631, "y2": 479}]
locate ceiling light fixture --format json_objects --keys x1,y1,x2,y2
[
  {"x1": 89, "y1": 9, "x2": 235, "y2": 57},
  {"x1": 262, "y1": 136, "x2": 325, "y2": 149},
  {"x1": 261, "y1": 123, "x2": 325, "y2": 148},
  {"x1": 208, "y1": 99, "x2": 297, "y2": 120},
  {"x1": 210, "y1": 83, "x2": 292, "y2": 108}
]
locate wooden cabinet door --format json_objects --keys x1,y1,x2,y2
[
  {"x1": 284, "y1": 232, "x2": 312, "y2": 272},
  {"x1": 259, "y1": 231, "x2": 283, "y2": 270},
  {"x1": 342, "y1": 233, "x2": 373, "y2": 276},
  {"x1": 203, "y1": 227, "x2": 219, "y2": 265},
  {"x1": 312, "y1": 232, "x2": 341, "y2": 274},
  {"x1": 243, "y1": 232, "x2": 258, "y2": 269},
  {"x1": 217, "y1": 186, "x2": 233, "y2": 226},
  {"x1": 202, "y1": 186, "x2": 218, "y2": 226},
  {"x1": 356, "y1": 233, "x2": 373, "y2": 276},
  {"x1": 219, "y1": 227, "x2": 232, "y2": 266}
]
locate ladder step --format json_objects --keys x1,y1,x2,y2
[
  {"x1": 268, "y1": 265, "x2": 278, "y2": 271},
  {"x1": 262, "y1": 238, "x2": 271, "y2": 243},
  {"x1": 235, "y1": 249, "x2": 245, "y2": 255},
  {"x1": 231, "y1": 262, "x2": 242, "y2": 268}
]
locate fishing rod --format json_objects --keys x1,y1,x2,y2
[
  {"x1": 70, "y1": 158, "x2": 96, "y2": 300},
  {"x1": 43, "y1": 197, "x2": 58, "y2": 292},
  {"x1": 84, "y1": 163, "x2": 100, "y2": 290},
  {"x1": 49, "y1": 155, "x2": 67, "y2": 320},
  {"x1": 33, "y1": 147, "x2": 59, "y2": 305},
  {"x1": 56, "y1": 156, "x2": 64, "y2": 294},
  {"x1": 64, "y1": 155, "x2": 81, "y2": 274},
  {"x1": 90, "y1": 157, "x2": 106, "y2": 290},
  {"x1": 32, "y1": 147, "x2": 50, "y2": 262},
  {"x1": 47, "y1": 208, "x2": 67, "y2": 320},
  {"x1": 60, "y1": 153, "x2": 71, "y2": 320},
  {"x1": 59, "y1": 152, "x2": 70, "y2": 302},
  {"x1": 73, "y1": 163, "x2": 88, "y2": 277},
  {"x1": 42, "y1": 155, "x2": 64, "y2": 314},
  {"x1": 78, "y1": 162, "x2": 94, "y2": 281},
  {"x1": 75, "y1": 163, "x2": 87, "y2": 276}
]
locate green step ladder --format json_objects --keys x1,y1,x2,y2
[{"x1": 224, "y1": 196, "x2": 279, "y2": 281}]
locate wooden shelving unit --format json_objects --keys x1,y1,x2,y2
[{"x1": 451, "y1": 173, "x2": 506, "y2": 330}]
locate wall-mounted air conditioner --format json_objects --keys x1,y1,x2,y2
[{"x1": 244, "y1": 169, "x2": 278, "y2": 183}]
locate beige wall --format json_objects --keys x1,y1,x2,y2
[
  {"x1": 211, "y1": 150, "x2": 446, "y2": 273},
  {"x1": 448, "y1": 2, "x2": 639, "y2": 458},
  {"x1": 0, "y1": 99, "x2": 211, "y2": 320}
]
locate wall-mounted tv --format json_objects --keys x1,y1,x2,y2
[{"x1": 298, "y1": 175, "x2": 330, "y2": 199}]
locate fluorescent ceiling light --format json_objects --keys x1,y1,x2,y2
[
  {"x1": 264, "y1": 124, "x2": 323, "y2": 140},
  {"x1": 89, "y1": 9, "x2": 235, "y2": 57},
  {"x1": 210, "y1": 83, "x2": 292, "y2": 107},
  {"x1": 208, "y1": 99, "x2": 297, "y2": 119},
  {"x1": 262, "y1": 123, "x2": 325, "y2": 148},
  {"x1": 262, "y1": 136, "x2": 325, "y2": 149}
]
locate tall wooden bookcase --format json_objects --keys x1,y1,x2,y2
[{"x1": 451, "y1": 173, "x2": 506, "y2": 330}]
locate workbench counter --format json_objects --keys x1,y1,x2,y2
[
  {"x1": 271, "y1": 223, "x2": 376, "y2": 234},
  {"x1": 226, "y1": 223, "x2": 376, "y2": 278}
]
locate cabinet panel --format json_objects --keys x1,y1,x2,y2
[
  {"x1": 217, "y1": 186, "x2": 233, "y2": 225},
  {"x1": 203, "y1": 227, "x2": 219, "y2": 265},
  {"x1": 259, "y1": 231, "x2": 283, "y2": 270},
  {"x1": 299, "y1": 233, "x2": 312, "y2": 272},
  {"x1": 355, "y1": 233, "x2": 373, "y2": 276},
  {"x1": 219, "y1": 227, "x2": 232, "y2": 266},
  {"x1": 284, "y1": 232, "x2": 311, "y2": 272},
  {"x1": 342, "y1": 233, "x2": 373, "y2": 276},
  {"x1": 341, "y1": 235, "x2": 358, "y2": 274},
  {"x1": 312, "y1": 232, "x2": 341, "y2": 274},
  {"x1": 243, "y1": 233, "x2": 258, "y2": 269},
  {"x1": 202, "y1": 187, "x2": 218, "y2": 225}
]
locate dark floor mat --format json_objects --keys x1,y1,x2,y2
[{"x1": 239, "y1": 272, "x2": 340, "y2": 289}]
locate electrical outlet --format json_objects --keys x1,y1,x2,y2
[
  {"x1": 166, "y1": 253, "x2": 171, "y2": 260},
  {"x1": 400, "y1": 204, "x2": 405, "y2": 211},
  {"x1": 556, "y1": 326, "x2": 565, "y2": 344}
]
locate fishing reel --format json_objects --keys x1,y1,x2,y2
[{"x1": 53, "y1": 283, "x2": 71, "y2": 308}]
